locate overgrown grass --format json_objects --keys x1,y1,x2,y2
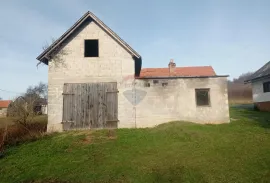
[
  {"x1": 0, "y1": 109, "x2": 270, "y2": 183},
  {"x1": 0, "y1": 115, "x2": 47, "y2": 151},
  {"x1": 229, "y1": 99, "x2": 253, "y2": 105},
  {"x1": 0, "y1": 117, "x2": 14, "y2": 128},
  {"x1": 0, "y1": 115, "x2": 47, "y2": 129}
]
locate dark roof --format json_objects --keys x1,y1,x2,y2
[
  {"x1": 37, "y1": 11, "x2": 141, "y2": 64},
  {"x1": 245, "y1": 61, "x2": 270, "y2": 83}
]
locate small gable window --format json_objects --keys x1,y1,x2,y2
[
  {"x1": 263, "y1": 81, "x2": 270, "y2": 93},
  {"x1": 84, "y1": 40, "x2": 99, "y2": 57},
  {"x1": 195, "y1": 89, "x2": 210, "y2": 106}
]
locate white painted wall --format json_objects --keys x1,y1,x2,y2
[
  {"x1": 0, "y1": 108, "x2": 8, "y2": 117},
  {"x1": 41, "y1": 105, "x2": 48, "y2": 115},
  {"x1": 133, "y1": 77, "x2": 230, "y2": 127},
  {"x1": 252, "y1": 77, "x2": 270, "y2": 103}
]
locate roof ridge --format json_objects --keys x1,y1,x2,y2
[
  {"x1": 245, "y1": 61, "x2": 270, "y2": 82},
  {"x1": 37, "y1": 11, "x2": 141, "y2": 63},
  {"x1": 141, "y1": 66, "x2": 213, "y2": 69}
]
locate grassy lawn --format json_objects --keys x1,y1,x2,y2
[{"x1": 0, "y1": 108, "x2": 270, "y2": 183}]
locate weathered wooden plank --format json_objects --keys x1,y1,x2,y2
[
  {"x1": 90, "y1": 83, "x2": 94, "y2": 128},
  {"x1": 85, "y1": 84, "x2": 89, "y2": 129},
  {"x1": 97, "y1": 83, "x2": 103, "y2": 128},
  {"x1": 78, "y1": 83, "x2": 83, "y2": 129},
  {"x1": 88, "y1": 84, "x2": 91, "y2": 128},
  {"x1": 68, "y1": 84, "x2": 74, "y2": 122},
  {"x1": 83, "y1": 83, "x2": 88, "y2": 128},
  {"x1": 81, "y1": 84, "x2": 85, "y2": 129},
  {"x1": 105, "y1": 82, "x2": 118, "y2": 128},
  {"x1": 71, "y1": 84, "x2": 76, "y2": 129},
  {"x1": 65, "y1": 83, "x2": 70, "y2": 123},
  {"x1": 62, "y1": 84, "x2": 67, "y2": 122},
  {"x1": 103, "y1": 83, "x2": 107, "y2": 127},
  {"x1": 75, "y1": 84, "x2": 79, "y2": 129},
  {"x1": 62, "y1": 82, "x2": 118, "y2": 130}
]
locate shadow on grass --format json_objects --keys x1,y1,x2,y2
[
  {"x1": 230, "y1": 104, "x2": 270, "y2": 129},
  {"x1": 150, "y1": 164, "x2": 207, "y2": 183}
]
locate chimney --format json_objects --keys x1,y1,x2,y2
[{"x1": 168, "y1": 59, "x2": 176, "y2": 76}]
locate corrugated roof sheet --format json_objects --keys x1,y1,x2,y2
[
  {"x1": 0, "y1": 100, "x2": 12, "y2": 108},
  {"x1": 139, "y1": 66, "x2": 216, "y2": 78},
  {"x1": 245, "y1": 61, "x2": 270, "y2": 82}
]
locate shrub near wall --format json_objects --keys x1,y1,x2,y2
[{"x1": 0, "y1": 119, "x2": 47, "y2": 157}]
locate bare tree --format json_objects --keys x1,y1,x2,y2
[
  {"x1": 232, "y1": 72, "x2": 254, "y2": 83},
  {"x1": 228, "y1": 72, "x2": 254, "y2": 103},
  {"x1": 26, "y1": 82, "x2": 48, "y2": 100},
  {"x1": 8, "y1": 82, "x2": 48, "y2": 128},
  {"x1": 0, "y1": 124, "x2": 8, "y2": 157},
  {"x1": 0, "y1": 97, "x2": 2, "y2": 100},
  {"x1": 37, "y1": 38, "x2": 68, "y2": 68}
]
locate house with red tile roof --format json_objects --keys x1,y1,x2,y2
[
  {"x1": 0, "y1": 100, "x2": 12, "y2": 117},
  {"x1": 37, "y1": 11, "x2": 230, "y2": 132}
]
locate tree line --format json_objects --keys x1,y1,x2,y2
[{"x1": 228, "y1": 72, "x2": 253, "y2": 104}]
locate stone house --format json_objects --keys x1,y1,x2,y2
[
  {"x1": 34, "y1": 98, "x2": 48, "y2": 115},
  {"x1": 245, "y1": 61, "x2": 270, "y2": 111},
  {"x1": 37, "y1": 11, "x2": 230, "y2": 132},
  {"x1": 0, "y1": 100, "x2": 12, "y2": 117}
]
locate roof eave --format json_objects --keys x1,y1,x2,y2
[{"x1": 244, "y1": 74, "x2": 270, "y2": 84}]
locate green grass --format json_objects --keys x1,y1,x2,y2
[{"x1": 0, "y1": 108, "x2": 270, "y2": 183}]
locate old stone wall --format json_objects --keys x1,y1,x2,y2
[
  {"x1": 48, "y1": 19, "x2": 135, "y2": 131},
  {"x1": 47, "y1": 18, "x2": 230, "y2": 132},
  {"x1": 132, "y1": 77, "x2": 230, "y2": 127}
]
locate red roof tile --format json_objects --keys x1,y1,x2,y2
[
  {"x1": 0, "y1": 100, "x2": 12, "y2": 108},
  {"x1": 139, "y1": 66, "x2": 216, "y2": 78}
]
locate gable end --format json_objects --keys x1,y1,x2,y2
[{"x1": 36, "y1": 11, "x2": 141, "y2": 64}]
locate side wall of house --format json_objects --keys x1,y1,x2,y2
[
  {"x1": 0, "y1": 108, "x2": 8, "y2": 117},
  {"x1": 134, "y1": 77, "x2": 230, "y2": 127},
  {"x1": 48, "y1": 19, "x2": 135, "y2": 131},
  {"x1": 252, "y1": 77, "x2": 270, "y2": 111},
  {"x1": 252, "y1": 77, "x2": 270, "y2": 103}
]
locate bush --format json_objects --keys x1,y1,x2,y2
[{"x1": 0, "y1": 122, "x2": 47, "y2": 157}]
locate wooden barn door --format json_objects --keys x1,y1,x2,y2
[{"x1": 62, "y1": 82, "x2": 118, "y2": 130}]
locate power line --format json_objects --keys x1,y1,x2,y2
[{"x1": 0, "y1": 88, "x2": 24, "y2": 94}]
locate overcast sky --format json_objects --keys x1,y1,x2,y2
[{"x1": 1, "y1": 0, "x2": 270, "y2": 99}]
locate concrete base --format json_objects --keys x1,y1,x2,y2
[{"x1": 47, "y1": 123, "x2": 64, "y2": 133}]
